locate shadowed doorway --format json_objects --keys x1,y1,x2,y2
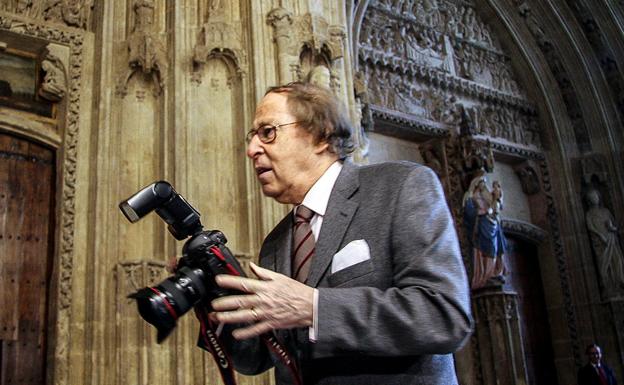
[{"x1": 506, "y1": 236, "x2": 558, "y2": 385}]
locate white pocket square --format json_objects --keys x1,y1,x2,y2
[{"x1": 331, "y1": 239, "x2": 371, "y2": 274}]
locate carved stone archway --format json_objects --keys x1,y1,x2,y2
[{"x1": 0, "y1": 14, "x2": 85, "y2": 385}]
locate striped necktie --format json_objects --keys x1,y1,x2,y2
[
  {"x1": 292, "y1": 205, "x2": 315, "y2": 283},
  {"x1": 597, "y1": 365, "x2": 609, "y2": 385}
]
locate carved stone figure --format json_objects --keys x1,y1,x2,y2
[
  {"x1": 306, "y1": 65, "x2": 331, "y2": 89},
  {"x1": 420, "y1": 143, "x2": 445, "y2": 176},
  {"x1": 39, "y1": 54, "x2": 67, "y2": 101},
  {"x1": 585, "y1": 189, "x2": 624, "y2": 297},
  {"x1": 62, "y1": 0, "x2": 91, "y2": 28},
  {"x1": 43, "y1": 0, "x2": 92, "y2": 29},
  {"x1": 463, "y1": 175, "x2": 508, "y2": 289},
  {"x1": 118, "y1": 0, "x2": 168, "y2": 96},
  {"x1": 17, "y1": 0, "x2": 33, "y2": 14},
  {"x1": 513, "y1": 162, "x2": 541, "y2": 195},
  {"x1": 403, "y1": 26, "x2": 426, "y2": 64}
]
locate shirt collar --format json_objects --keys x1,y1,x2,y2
[{"x1": 299, "y1": 161, "x2": 342, "y2": 217}]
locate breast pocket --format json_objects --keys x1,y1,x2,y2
[{"x1": 327, "y1": 259, "x2": 374, "y2": 287}]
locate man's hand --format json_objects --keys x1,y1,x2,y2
[{"x1": 211, "y1": 262, "x2": 315, "y2": 340}]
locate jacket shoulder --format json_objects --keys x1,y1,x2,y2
[{"x1": 356, "y1": 160, "x2": 437, "y2": 186}]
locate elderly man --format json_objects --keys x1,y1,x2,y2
[
  {"x1": 211, "y1": 82, "x2": 472, "y2": 385},
  {"x1": 578, "y1": 344, "x2": 618, "y2": 385}
]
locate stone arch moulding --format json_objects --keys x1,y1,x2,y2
[
  {"x1": 0, "y1": 14, "x2": 85, "y2": 385},
  {"x1": 483, "y1": 0, "x2": 585, "y2": 365},
  {"x1": 349, "y1": 0, "x2": 371, "y2": 72},
  {"x1": 501, "y1": 219, "x2": 547, "y2": 245}
]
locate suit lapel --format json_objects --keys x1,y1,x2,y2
[
  {"x1": 262, "y1": 213, "x2": 294, "y2": 276},
  {"x1": 307, "y1": 162, "x2": 359, "y2": 287}
]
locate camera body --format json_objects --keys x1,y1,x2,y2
[{"x1": 120, "y1": 181, "x2": 245, "y2": 342}]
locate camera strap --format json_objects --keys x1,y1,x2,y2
[
  {"x1": 195, "y1": 306, "x2": 237, "y2": 385},
  {"x1": 195, "y1": 245, "x2": 303, "y2": 385},
  {"x1": 260, "y1": 333, "x2": 304, "y2": 385},
  {"x1": 195, "y1": 306, "x2": 304, "y2": 385}
]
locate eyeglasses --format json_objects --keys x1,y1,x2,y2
[{"x1": 245, "y1": 121, "x2": 300, "y2": 144}]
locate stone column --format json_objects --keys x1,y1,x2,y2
[{"x1": 473, "y1": 287, "x2": 529, "y2": 385}]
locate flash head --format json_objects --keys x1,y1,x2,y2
[{"x1": 119, "y1": 181, "x2": 202, "y2": 240}]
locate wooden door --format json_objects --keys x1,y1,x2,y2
[
  {"x1": 506, "y1": 237, "x2": 558, "y2": 385},
  {"x1": 0, "y1": 132, "x2": 55, "y2": 385}
]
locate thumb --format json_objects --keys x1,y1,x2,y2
[{"x1": 249, "y1": 262, "x2": 277, "y2": 281}]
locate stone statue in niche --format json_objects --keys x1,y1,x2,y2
[
  {"x1": 513, "y1": 161, "x2": 540, "y2": 195},
  {"x1": 585, "y1": 188, "x2": 624, "y2": 297},
  {"x1": 118, "y1": 0, "x2": 167, "y2": 96},
  {"x1": 420, "y1": 142, "x2": 445, "y2": 177},
  {"x1": 354, "y1": 70, "x2": 373, "y2": 130},
  {"x1": 463, "y1": 175, "x2": 508, "y2": 289},
  {"x1": 39, "y1": 53, "x2": 67, "y2": 102},
  {"x1": 460, "y1": 135, "x2": 494, "y2": 177},
  {"x1": 306, "y1": 65, "x2": 331, "y2": 89},
  {"x1": 352, "y1": 71, "x2": 371, "y2": 160}
]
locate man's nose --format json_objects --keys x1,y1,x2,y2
[{"x1": 246, "y1": 135, "x2": 263, "y2": 159}]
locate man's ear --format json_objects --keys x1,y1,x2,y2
[{"x1": 313, "y1": 140, "x2": 330, "y2": 154}]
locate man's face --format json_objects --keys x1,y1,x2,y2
[
  {"x1": 246, "y1": 92, "x2": 329, "y2": 204},
  {"x1": 587, "y1": 346, "x2": 602, "y2": 365}
]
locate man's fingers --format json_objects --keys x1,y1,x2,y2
[
  {"x1": 211, "y1": 294, "x2": 261, "y2": 311},
  {"x1": 249, "y1": 262, "x2": 278, "y2": 280},
  {"x1": 166, "y1": 256, "x2": 179, "y2": 273},
  {"x1": 214, "y1": 307, "x2": 262, "y2": 324},
  {"x1": 231, "y1": 321, "x2": 274, "y2": 340},
  {"x1": 215, "y1": 274, "x2": 263, "y2": 292}
]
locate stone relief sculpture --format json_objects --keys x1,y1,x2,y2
[
  {"x1": 463, "y1": 174, "x2": 508, "y2": 289},
  {"x1": 585, "y1": 188, "x2": 624, "y2": 298},
  {"x1": 5, "y1": 0, "x2": 92, "y2": 28},
  {"x1": 43, "y1": 0, "x2": 93, "y2": 29},
  {"x1": 39, "y1": 53, "x2": 67, "y2": 102},
  {"x1": 117, "y1": 0, "x2": 167, "y2": 96},
  {"x1": 358, "y1": 0, "x2": 540, "y2": 148}
]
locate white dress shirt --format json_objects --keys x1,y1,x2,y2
[{"x1": 294, "y1": 160, "x2": 342, "y2": 342}]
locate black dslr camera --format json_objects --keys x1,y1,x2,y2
[{"x1": 119, "y1": 181, "x2": 245, "y2": 342}]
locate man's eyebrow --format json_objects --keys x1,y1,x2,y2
[{"x1": 253, "y1": 120, "x2": 273, "y2": 127}]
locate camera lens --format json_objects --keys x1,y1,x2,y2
[{"x1": 128, "y1": 266, "x2": 208, "y2": 343}]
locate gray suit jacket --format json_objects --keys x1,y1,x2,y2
[{"x1": 226, "y1": 161, "x2": 473, "y2": 385}]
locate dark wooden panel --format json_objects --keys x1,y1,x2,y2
[{"x1": 0, "y1": 132, "x2": 55, "y2": 385}]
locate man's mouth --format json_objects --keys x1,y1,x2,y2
[{"x1": 256, "y1": 167, "x2": 271, "y2": 176}]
